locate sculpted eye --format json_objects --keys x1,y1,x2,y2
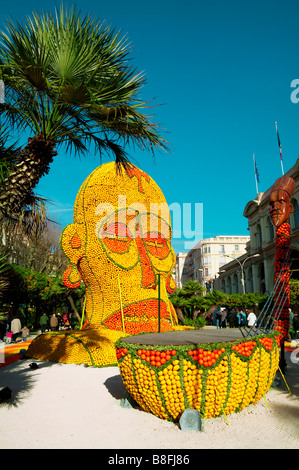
[
  {"x1": 101, "y1": 223, "x2": 132, "y2": 254},
  {"x1": 144, "y1": 232, "x2": 169, "y2": 259}
]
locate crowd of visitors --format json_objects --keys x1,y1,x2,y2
[
  {"x1": 208, "y1": 305, "x2": 299, "y2": 340},
  {"x1": 39, "y1": 312, "x2": 74, "y2": 332},
  {"x1": 0, "y1": 310, "x2": 75, "y2": 344},
  {"x1": 1, "y1": 314, "x2": 30, "y2": 343},
  {"x1": 209, "y1": 306, "x2": 257, "y2": 329}
]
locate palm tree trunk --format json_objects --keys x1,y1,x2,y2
[
  {"x1": 175, "y1": 307, "x2": 185, "y2": 324},
  {"x1": 193, "y1": 309, "x2": 199, "y2": 321},
  {"x1": 0, "y1": 135, "x2": 56, "y2": 218},
  {"x1": 66, "y1": 291, "x2": 81, "y2": 322}
]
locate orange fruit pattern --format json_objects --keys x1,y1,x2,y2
[{"x1": 116, "y1": 332, "x2": 280, "y2": 421}]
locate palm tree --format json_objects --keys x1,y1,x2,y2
[
  {"x1": 168, "y1": 290, "x2": 189, "y2": 324},
  {"x1": 180, "y1": 280, "x2": 205, "y2": 298},
  {"x1": 0, "y1": 4, "x2": 168, "y2": 218},
  {"x1": 0, "y1": 247, "x2": 10, "y2": 296},
  {"x1": 0, "y1": 126, "x2": 48, "y2": 237}
]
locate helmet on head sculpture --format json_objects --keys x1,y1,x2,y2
[{"x1": 269, "y1": 175, "x2": 296, "y2": 227}]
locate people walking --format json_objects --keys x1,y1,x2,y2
[
  {"x1": 40, "y1": 313, "x2": 49, "y2": 333},
  {"x1": 216, "y1": 308, "x2": 221, "y2": 329},
  {"x1": 246, "y1": 308, "x2": 257, "y2": 328},
  {"x1": 50, "y1": 313, "x2": 59, "y2": 331},
  {"x1": 220, "y1": 308, "x2": 227, "y2": 328},
  {"x1": 11, "y1": 315, "x2": 22, "y2": 342},
  {"x1": 240, "y1": 310, "x2": 247, "y2": 326},
  {"x1": 63, "y1": 313, "x2": 71, "y2": 330},
  {"x1": 20, "y1": 325, "x2": 30, "y2": 341},
  {"x1": 288, "y1": 308, "x2": 295, "y2": 340}
]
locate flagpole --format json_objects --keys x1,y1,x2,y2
[
  {"x1": 253, "y1": 153, "x2": 259, "y2": 195},
  {"x1": 275, "y1": 121, "x2": 285, "y2": 176}
]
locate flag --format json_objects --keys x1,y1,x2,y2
[
  {"x1": 253, "y1": 153, "x2": 259, "y2": 195},
  {"x1": 275, "y1": 122, "x2": 284, "y2": 175},
  {"x1": 275, "y1": 122, "x2": 283, "y2": 161},
  {"x1": 254, "y1": 157, "x2": 260, "y2": 183}
]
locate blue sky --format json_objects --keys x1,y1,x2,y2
[{"x1": 2, "y1": 0, "x2": 299, "y2": 254}]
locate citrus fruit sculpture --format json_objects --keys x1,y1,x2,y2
[
  {"x1": 27, "y1": 162, "x2": 185, "y2": 366},
  {"x1": 115, "y1": 331, "x2": 279, "y2": 421},
  {"x1": 269, "y1": 175, "x2": 295, "y2": 345}
]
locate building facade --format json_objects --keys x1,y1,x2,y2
[
  {"x1": 175, "y1": 235, "x2": 250, "y2": 290},
  {"x1": 217, "y1": 158, "x2": 299, "y2": 294}
]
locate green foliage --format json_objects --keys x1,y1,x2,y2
[
  {"x1": 180, "y1": 280, "x2": 205, "y2": 298},
  {"x1": 290, "y1": 280, "x2": 299, "y2": 306},
  {"x1": 0, "y1": 247, "x2": 10, "y2": 295},
  {"x1": 1, "y1": 265, "x2": 84, "y2": 327},
  {"x1": 169, "y1": 282, "x2": 270, "y2": 325},
  {"x1": 183, "y1": 316, "x2": 206, "y2": 329},
  {"x1": 0, "y1": 4, "x2": 168, "y2": 162},
  {"x1": 223, "y1": 292, "x2": 268, "y2": 310}
]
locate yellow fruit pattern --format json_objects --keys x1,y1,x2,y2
[
  {"x1": 115, "y1": 332, "x2": 279, "y2": 421},
  {"x1": 26, "y1": 327, "x2": 129, "y2": 366},
  {"x1": 60, "y1": 162, "x2": 178, "y2": 334},
  {"x1": 27, "y1": 162, "x2": 191, "y2": 367}
]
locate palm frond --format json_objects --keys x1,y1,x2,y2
[
  {"x1": 1, "y1": 191, "x2": 49, "y2": 237},
  {"x1": 0, "y1": 4, "x2": 169, "y2": 157}
]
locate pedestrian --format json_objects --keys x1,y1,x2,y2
[
  {"x1": 240, "y1": 309, "x2": 247, "y2": 326},
  {"x1": 63, "y1": 313, "x2": 71, "y2": 330},
  {"x1": 69, "y1": 313, "x2": 75, "y2": 329},
  {"x1": 220, "y1": 308, "x2": 227, "y2": 328},
  {"x1": 57, "y1": 313, "x2": 63, "y2": 330},
  {"x1": 5, "y1": 316, "x2": 11, "y2": 334},
  {"x1": 50, "y1": 313, "x2": 59, "y2": 331},
  {"x1": 20, "y1": 325, "x2": 30, "y2": 342},
  {"x1": 246, "y1": 308, "x2": 257, "y2": 328},
  {"x1": 236, "y1": 309, "x2": 241, "y2": 326},
  {"x1": 212, "y1": 308, "x2": 218, "y2": 326},
  {"x1": 40, "y1": 313, "x2": 49, "y2": 333},
  {"x1": 228, "y1": 309, "x2": 236, "y2": 328},
  {"x1": 216, "y1": 308, "x2": 221, "y2": 329},
  {"x1": 11, "y1": 315, "x2": 22, "y2": 342},
  {"x1": 293, "y1": 312, "x2": 299, "y2": 338},
  {"x1": 288, "y1": 308, "x2": 295, "y2": 340},
  {"x1": 5, "y1": 332, "x2": 12, "y2": 344}
]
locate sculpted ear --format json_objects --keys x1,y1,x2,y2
[{"x1": 60, "y1": 223, "x2": 86, "y2": 264}]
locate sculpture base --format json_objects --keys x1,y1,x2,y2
[
  {"x1": 26, "y1": 325, "x2": 193, "y2": 367},
  {"x1": 115, "y1": 330, "x2": 280, "y2": 421}
]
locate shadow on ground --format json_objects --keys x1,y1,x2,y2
[
  {"x1": 0, "y1": 358, "x2": 59, "y2": 408},
  {"x1": 104, "y1": 374, "x2": 126, "y2": 400},
  {"x1": 275, "y1": 351, "x2": 299, "y2": 397}
]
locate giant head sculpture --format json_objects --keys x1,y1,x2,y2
[
  {"x1": 61, "y1": 162, "x2": 177, "y2": 334},
  {"x1": 269, "y1": 175, "x2": 296, "y2": 227}
]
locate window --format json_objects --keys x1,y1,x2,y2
[
  {"x1": 256, "y1": 224, "x2": 262, "y2": 247},
  {"x1": 219, "y1": 245, "x2": 225, "y2": 253},
  {"x1": 234, "y1": 245, "x2": 239, "y2": 251},
  {"x1": 268, "y1": 216, "x2": 274, "y2": 241},
  {"x1": 204, "y1": 268, "x2": 211, "y2": 277},
  {"x1": 219, "y1": 256, "x2": 227, "y2": 266},
  {"x1": 203, "y1": 256, "x2": 211, "y2": 265},
  {"x1": 291, "y1": 199, "x2": 299, "y2": 227}
]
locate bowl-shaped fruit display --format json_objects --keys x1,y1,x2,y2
[{"x1": 115, "y1": 330, "x2": 279, "y2": 421}]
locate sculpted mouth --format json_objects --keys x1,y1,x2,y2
[{"x1": 103, "y1": 299, "x2": 169, "y2": 332}]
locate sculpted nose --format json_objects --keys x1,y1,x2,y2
[{"x1": 136, "y1": 236, "x2": 156, "y2": 288}]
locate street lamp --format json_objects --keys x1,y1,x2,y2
[{"x1": 223, "y1": 254, "x2": 259, "y2": 294}]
